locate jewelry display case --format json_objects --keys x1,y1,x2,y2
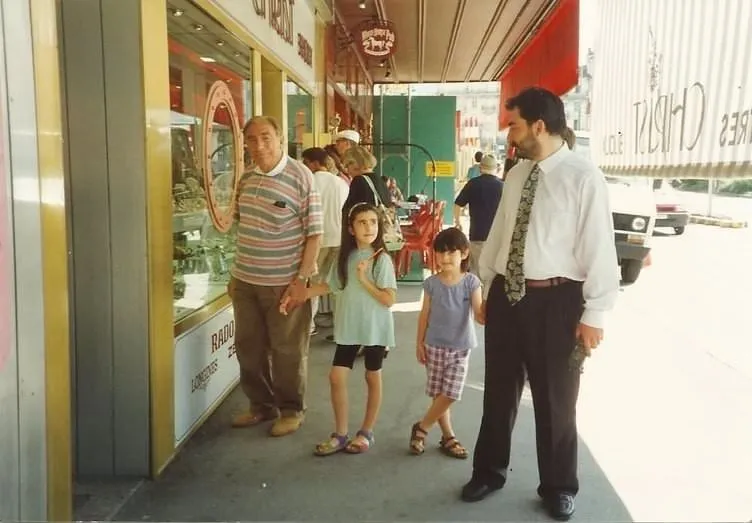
[{"x1": 167, "y1": 25, "x2": 251, "y2": 324}]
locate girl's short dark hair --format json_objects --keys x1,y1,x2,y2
[{"x1": 433, "y1": 227, "x2": 471, "y2": 272}]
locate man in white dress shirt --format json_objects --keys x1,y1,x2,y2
[
  {"x1": 460, "y1": 87, "x2": 619, "y2": 521},
  {"x1": 301, "y1": 147, "x2": 349, "y2": 334}
]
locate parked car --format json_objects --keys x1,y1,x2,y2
[{"x1": 652, "y1": 178, "x2": 690, "y2": 235}]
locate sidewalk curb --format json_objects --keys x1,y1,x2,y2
[{"x1": 690, "y1": 214, "x2": 748, "y2": 228}]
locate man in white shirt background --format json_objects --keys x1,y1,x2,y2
[
  {"x1": 460, "y1": 87, "x2": 619, "y2": 521},
  {"x1": 301, "y1": 147, "x2": 350, "y2": 335}
]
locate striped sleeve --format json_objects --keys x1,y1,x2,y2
[{"x1": 298, "y1": 164, "x2": 323, "y2": 237}]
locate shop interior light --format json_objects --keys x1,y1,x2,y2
[
  {"x1": 193, "y1": 24, "x2": 204, "y2": 31},
  {"x1": 170, "y1": 8, "x2": 184, "y2": 16},
  {"x1": 379, "y1": 59, "x2": 387, "y2": 67},
  {"x1": 359, "y1": 0, "x2": 366, "y2": 9},
  {"x1": 199, "y1": 56, "x2": 216, "y2": 63},
  {"x1": 216, "y1": 40, "x2": 225, "y2": 46}
]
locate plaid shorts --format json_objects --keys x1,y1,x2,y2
[{"x1": 424, "y1": 345, "x2": 471, "y2": 401}]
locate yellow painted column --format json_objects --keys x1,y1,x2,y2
[
  {"x1": 251, "y1": 50, "x2": 264, "y2": 117},
  {"x1": 261, "y1": 62, "x2": 287, "y2": 133},
  {"x1": 139, "y1": 0, "x2": 175, "y2": 477},
  {"x1": 313, "y1": 19, "x2": 327, "y2": 146},
  {"x1": 29, "y1": 0, "x2": 72, "y2": 520}
]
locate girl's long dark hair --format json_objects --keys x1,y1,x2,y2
[{"x1": 337, "y1": 203, "x2": 387, "y2": 289}]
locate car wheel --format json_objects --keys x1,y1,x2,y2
[
  {"x1": 621, "y1": 259, "x2": 642, "y2": 284},
  {"x1": 674, "y1": 226, "x2": 685, "y2": 235}
]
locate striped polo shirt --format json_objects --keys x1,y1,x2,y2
[{"x1": 232, "y1": 154, "x2": 323, "y2": 287}]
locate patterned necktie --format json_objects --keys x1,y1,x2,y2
[{"x1": 504, "y1": 164, "x2": 541, "y2": 304}]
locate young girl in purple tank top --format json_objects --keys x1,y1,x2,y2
[{"x1": 410, "y1": 227, "x2": 484, "y2": 459}]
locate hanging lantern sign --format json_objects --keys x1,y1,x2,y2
[{"x1": 358, "y1": 19, "x2": 397, "y2": 58}]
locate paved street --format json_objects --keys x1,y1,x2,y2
[
  {"x1": 678, "y1": 189, "x2": 752, "y2": 223},
  {"x1": 579, "y1": 215, "x2": 752, "y2": 522},
  {"x1": 107, "y1": 200, "x2": 752, "y2": 523}
]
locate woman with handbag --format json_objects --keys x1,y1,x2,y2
[
  {"x1": 341, "y1": 146, "x2": 391, "y2": 213},
  {"x1": 340, "y1": 146, "x2": 404, "y2": 252}
]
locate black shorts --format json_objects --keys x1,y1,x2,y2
[{"x1": 333, "y1": 345, "x2": 387, "y2": 371}]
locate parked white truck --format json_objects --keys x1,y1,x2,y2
[
  {"x1": 591, "y1": 0, "x2": 751, "y2": 179},
  {"x1": 573, "y1": 132, "x2": 655, "y2": 283},
  {"x1": 589, "y1": 0, "x2": 752, "y2": 282}
]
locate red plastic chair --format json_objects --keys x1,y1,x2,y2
[
  {"x1": 396, "y1": 201, "x2": 446, "y2": 277},
  {"x1": 400, "y1": 205, "x2": 431, "y2": 237}
]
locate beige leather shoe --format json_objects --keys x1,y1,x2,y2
[
  {"x1": 231, "y1": 410, "x2": 277, "y2": 428},
  {"x1": 269, "y1": 414, "x2": 304, "y2": 437}
]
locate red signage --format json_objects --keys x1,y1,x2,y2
[
  {"x1": 359, "y1": 20, "x2": 396, "y2": 58},
  {"x1": 252, "y1": 0, "x2": 294, "y2": 44},
  {"x1": 297, "y1": 33, "x2": 312, "y2": 66},
  {"x1": 201, "y1": 80, "x2": 243, "y2": 233},
  {"x1": 499, "y1": 0, "x2": 579, "y2": 128}
]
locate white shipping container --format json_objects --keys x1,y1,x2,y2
[{"x1": 590, "y1": 0, "x2": 752, "y2": 178}]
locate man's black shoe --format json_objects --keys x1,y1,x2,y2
[
  {"x1": 460, "y1": 477, "x2": 504, "y2": 502},
  {"x1": 543, "y1": 492, "x2": 575, "y2": 521}
]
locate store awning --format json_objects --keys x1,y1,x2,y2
[
  {"x1": 498, "y1": 0, "x2": 579, "y2": 128},
  {"x1": 333, "y1": 0, "x2": 557, "y2": 84}
]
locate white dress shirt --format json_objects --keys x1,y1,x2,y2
[{"x1": 478, "y1": 144, "x2": 619, "y2": 329}]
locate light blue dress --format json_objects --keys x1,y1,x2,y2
[{"x1": 327, "y1": 248, "x2": 397, "y2": 347}]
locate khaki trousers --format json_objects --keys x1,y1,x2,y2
[
  {"x1": 311, "y1": 246, "x2": 339, "y2": 322},
  {"x1": 230, "y1": 278, "x2": 311, "y2": 417},
  {"x1": 470, "y1": 241, "x2": 485, "y2": 277}
]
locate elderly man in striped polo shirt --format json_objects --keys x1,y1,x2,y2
[{"x1": 229, "y1": 115, "x2": 323, "y2": 437}]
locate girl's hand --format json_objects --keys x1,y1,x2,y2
[
  {"x1": 357, "y1": 248, "x2": 383, "y2": 282},
  {"x1": 356, "y1": 259, "x2": 369, "y2": 281},
  {"x1": 416, "y1": 342, "x2": 427, "y2": 365},
  {"x1": 475, "y1": 300, "x2": 486, "y2": 325}
]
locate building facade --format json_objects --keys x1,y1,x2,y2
[{"x1": 0, "y1": 0, "x2": 354, "y2": 520}]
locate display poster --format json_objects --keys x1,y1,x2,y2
[{"x1": 174, "y1": 305, "x2": 239, "y2": 446}]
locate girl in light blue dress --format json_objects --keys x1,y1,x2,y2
[{"x1": 301, "y1": 202, "x2": 397, "y2": 455}]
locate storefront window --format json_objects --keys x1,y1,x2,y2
[
  {"x1": 286, "y1": 81, "x2": 313, "y2": 159},
  {"x1": 167, "y1": 1, "x2": 252, "y2": 322}
]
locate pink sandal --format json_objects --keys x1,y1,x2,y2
[{"x1": 345, "y1": 429, "x2": 374, "y2": 454}]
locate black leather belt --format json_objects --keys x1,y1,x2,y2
[{"x1": 525, "y1": 277, "x2": 572, "y2": 288}]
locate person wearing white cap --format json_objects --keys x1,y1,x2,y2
[
  {"x1": 454, "y1": 154, "x2": 503, "y2": 276},
  {"x1": 334, "y1": 129, "x2": 361, "y2": 158}
]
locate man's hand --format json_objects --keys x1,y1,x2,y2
[
  {"x1": 280, "y1": 278, "x2": 308, "y2": 314},
  {"x1": 416, "y1": 342, "x2": 427, "y2": 365},
  {"x1": 576, "y1": 323, "x2": 603, "y2": 350},
  {"x1": 279, "y1": 294, "x2": 292, "y2": 316}
]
